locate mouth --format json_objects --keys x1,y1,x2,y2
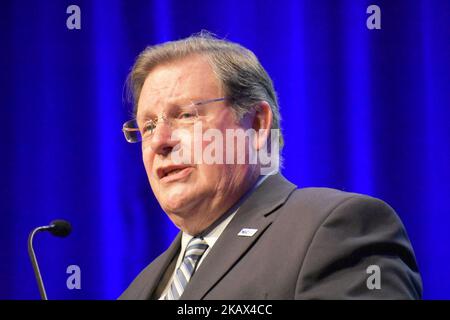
[{"x1": 156, "y1": 165, "x2": 194, "y2": 183}]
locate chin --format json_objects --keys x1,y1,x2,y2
[{"x1": 160, "y1": 191, "x2": 194, "y2": 215}]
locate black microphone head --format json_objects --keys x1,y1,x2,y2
[{"x1": 49, "y1": 220, "x2": 72, "y2": 237}]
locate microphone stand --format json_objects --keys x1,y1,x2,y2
[{"x1": 28, "y1": 226, "x2": 51, "y2": 300}]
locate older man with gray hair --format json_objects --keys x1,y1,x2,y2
[{"x1": 119, "y1": 33, "x2": 422, "y2": 300}]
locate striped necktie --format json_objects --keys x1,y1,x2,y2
[{"x1": 165, "y1": 237, "x2": 209, "y2": 300}]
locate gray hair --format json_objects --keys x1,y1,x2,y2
[{"x1": 126, "y1": 31, "x2": 284, "y2": 149}]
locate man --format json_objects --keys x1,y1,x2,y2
[{"x1": 119, "y1": 33, "x2": 422, "y2": 299}]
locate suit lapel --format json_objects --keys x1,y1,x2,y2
[
  {"x1": 181, "y1": 174, "x2": 297, "y2": 299},
  {"x1": 137, "y1": 232, "x2": 182, "y2": 299}
]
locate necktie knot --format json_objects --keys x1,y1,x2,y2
[
  {"x1": 165, "y1": 237, "x2": 209, "y2": 300},
  {"x1": 184, "y1": 237, "x2": 209, "y2": 260}
]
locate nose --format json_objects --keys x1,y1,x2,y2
[{"x1": 148, "y1": 121, "x2": 179, "y2": 156}]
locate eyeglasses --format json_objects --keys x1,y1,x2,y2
[{"x1": 122, "y1": 97, "x2": 226, "y2": 143}]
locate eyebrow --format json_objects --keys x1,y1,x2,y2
[{"x1": 136, "y1": 98, "x2": 198, "y2": 121}]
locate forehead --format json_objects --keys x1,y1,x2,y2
[{"x1": 136, "y1": 55, "x2": 222, "y2": 118}]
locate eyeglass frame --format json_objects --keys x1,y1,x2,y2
[{"x1": 122, "y1": 97, "x2": 228, "y2": 143}]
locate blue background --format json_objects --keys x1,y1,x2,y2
[{"x1": 1, "y1": 0, "x2": 449, "y2": 299}]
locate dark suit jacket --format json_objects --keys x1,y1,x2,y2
[{"x1": 119, "y1": 174, "x2": 422, "y2": 299}]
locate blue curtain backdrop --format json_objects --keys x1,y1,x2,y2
[{"x1": 1, "y1": 0, "x2": 449, "y2": 299}]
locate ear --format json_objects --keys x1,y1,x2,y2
[{"x1": 252, "y1": 101, "x2": 273, "y2": 151}]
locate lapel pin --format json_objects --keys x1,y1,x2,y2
[{"x1": 238, "y1": 228, "x2": 258, "y2": 237}]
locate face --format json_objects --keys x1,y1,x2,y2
[{"x1": 136, "y1": 55, "x2": 259, "y2": 235}]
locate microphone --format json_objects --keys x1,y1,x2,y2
[{"x1": 27, "y1": 220, "x2": 72, "y2": 300}]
